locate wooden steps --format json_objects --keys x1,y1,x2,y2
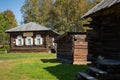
[
  {"x1": 76, "y1": 6, "x2": 120, "y2": 80},
  {"x1": 76, "y1": 72, "x2": 98, "y2": 80},
  {"x1": 76, "y1": 59, "x2": 120, "y2": 80},
  {"x1": 76, "y1": 66, "x2": 107, "y2": 80},
  {"x1": 87, "y1": 66, "x2": 107, "y2": 80},
  {"x1": 87, "y1": 67, "x2": 107, "y2": 74},
  {"x1": 97, "y1": 59, "x2": 120, "y2": 73}
]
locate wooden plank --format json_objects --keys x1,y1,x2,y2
[
  {"x1": 77, "y1": 72, "x2": 98, "y2": 80},
  {"x1": 88, "y1": 67, "x2": 107, "y2": 74}
]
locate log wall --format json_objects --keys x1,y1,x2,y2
[
  {"x1": 57, "y1": 35, "x2": 73, "y2": 63},
  {"x1": 56, "y1": 32, "x2": 88, "y2": 64},
  {"x1": 73, "y1": 35, "x2": 88, "y2": 64},
  {"x1": 76, "y1": 4, "x2": 120, "y2": 80},
  {"x1": 9, "y1": 31, "x2": 58, "y2": 52}
]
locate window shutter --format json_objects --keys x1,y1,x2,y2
[
  {"x1": 16, "y1": 39, "x2": 18, "y2": 46},
  {"x1": 35, "y1": 38, "x2": 37, "y2": 45},
  {"x1": 40, "y1": 38, "x2": 43, "y2": 45},
  {"x1": 52, "y1": 38, "x2": 55, "y2": 45},
  {"x1": 21, "y1": 39, "x2": 24, "y2": 45},
  {"x1": 25, "y1": 38, "x2": 28, "y2": 45},
  {"x1": 31, "y1": 38, "x2": 33, "y2": 45}
]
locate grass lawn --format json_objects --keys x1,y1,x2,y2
[{"x1": 0, "y1": 52, "x2": 86, "y2": 80}]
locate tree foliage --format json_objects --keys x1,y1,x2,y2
[
  {"x1": 21, "y1": 0, "x2": 98, "y2": 34},
  {"x1": 0, "y1": 10, "x2": 17, "y2": 46},
  {"x1": 51, "y1": 0, "x2": 90, "y2": 33},
  {"x1": 21, "y1": 0, "x2": 53, "y2": 26}
]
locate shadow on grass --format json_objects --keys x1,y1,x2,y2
[
  {"x1": 41, "y1": 58, "x2": 61, "y2": 63},
  {"x1": 41, "y1": 59, "x2": 86, "y2": 80}
]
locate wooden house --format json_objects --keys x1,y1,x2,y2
[
  {"x1": 76, "y1": 0, "x2": 120, "y2": 80},
  {"x1": 6, "y1": 22, "x2": 59, "y2": 52},
  {"x1": 54, "y1": 32, "x2": 87, "y2": 64}
]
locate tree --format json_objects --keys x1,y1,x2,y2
[
  {"x1": 87, "y1": 0, "x2": 102, "y2": 8},
  {"x1": 3, "y1": 10, "x2": 17, "y2": 29},
  {"x1": 51, "y1": 0, "x2": 90, "y2": 33},
  {"x1": 0, "y1": 10, "x2": 17, "y2": 47},
  {"x1": 21, "y1": 0, "x2": 97, "y2": 34},
  {"x1": 21, "y1": 0, "x2": 53, "y2": 26}
]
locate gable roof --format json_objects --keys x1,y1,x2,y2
[
  {"x1": 6, "y1": 22, "x2": 51, "y2": 33},
  {"x1": 82, "y1": 0, "x2": 120, "y2": 18}
]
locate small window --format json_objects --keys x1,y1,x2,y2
[
  {"x1": 28, "y1": 39, "x2": 31, "y2": 45},
  {"x1": 18, "y1": 39, "x2": 22, "y2": 45},
  {"x1": 35, "y1": 35, "x2": 42, "y2": 45},
  {"x1": 37, "y1": 38, "x2": 41, "y2": 44},
  {"x1": 25, "y1": 37, "x2": 33, "y2": 45},
  {"x1": 16, "y1": 35, "x2": 24, "y2": 46}
]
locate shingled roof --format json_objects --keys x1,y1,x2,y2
[
  {"x1": 6, "y1": 22, "x2": 51, "y2": 32},
  {"x1": 82, "y1": 0, "x2": 120, "y2": 18}
]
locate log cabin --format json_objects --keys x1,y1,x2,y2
[
  {"x1": 6, "y1": 22, "x2": 59, "y2": 52},
  {"x1": 54, "y1": 32, "x2": 88, "y2": 64},
  {"x1": 76, "y1": 0, "x2": 120, "y2": 80}
]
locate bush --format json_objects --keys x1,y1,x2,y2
[{"x1": 0, "y1": 45, "x2": 10, "y2": 51}]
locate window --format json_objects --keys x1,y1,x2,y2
[
  {"x1": 35, "y1": 35, "x2": 42, "y2": 45},
  {"x1": 37, "y1": 38, "x2": 41, "y2": 44},
  {"x1": 16, "y1": 35, "x2": 24, "y2": 46},
  {"x1": 25, "y1": 37, "x2": 33, "y2": 45},
  {"x1": 28, "y1": 39, "x2": 31, "y2": 45},
  {"x1": 18, "y1": 39, "x2": 22, "y2": 45}
]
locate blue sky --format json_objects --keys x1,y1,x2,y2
[{"x1": 0, "y1": 0, "x2": 25, "y2": 24}]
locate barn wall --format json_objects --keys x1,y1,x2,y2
[
  {"x1": 57, "y1": 35, "x2": 73, "y2": 63},
  {"x1": 76, "y1": 3, "x2": 120, "y2": 80},
  {"x1": 87, "y1": 14, "x2": 120, "y2": 61},
  {"x1": 56, "y1": 33, "x2": 88, "y2": 64}
]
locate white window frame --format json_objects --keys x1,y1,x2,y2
[
  {"x1": 16, "y1": 35, "x2": 24, "y2": 46},
  {"x1": 35, "y1": 35, "x2": 43, "y2": 45},
  {"x1": 25, "y1": 37, "x2": 33, "y2": 46}
]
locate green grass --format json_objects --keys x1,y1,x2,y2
[
  {"x1": 0, "y1": 53, "x2": 86, "y2": 80},
  {"x1": 0, "y1": 53, "x2": 54, "y2": 60}
]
